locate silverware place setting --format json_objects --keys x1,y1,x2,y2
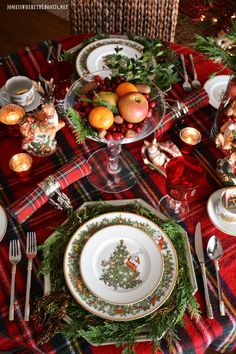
[
  {"x1": 9, "y1": 233, "x2": 37, "y2": 321},
  {"x1": 194, "y1": 222, "x2": 213, "y2": 319},
  {"x1": 207, "y1": 235, "x2": 225, "y2": 316},
  {"x1": 9, "y1": 240, "x2": 22, "y2": 321},
  {"x1": 195, "y1": 223, "x2": 226, "y2": 318},
  {"x1": 180, "y1": 54, "x2": 202, "y2": 92}
]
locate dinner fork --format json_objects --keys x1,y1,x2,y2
[
  {"x1": 24, "y1": 232, "x2": 37, "y2": 321},
  {"x1": 180, "y1": 54, "x2": 191, "y2": 92},
  {"x1": 9, "y1": 240, "x2": 21, "y2": 321},
  {"x1": 189, "y1": 54, "x2": 201, "y2": 89}
]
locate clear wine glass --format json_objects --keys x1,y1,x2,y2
[
  {"x1": 158, "y1": 155, "x2": 205, "y2": 222},
  {"x1": 64, "y1": 70, "x2": 166, "y2": 193}
]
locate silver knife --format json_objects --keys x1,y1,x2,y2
[{"x1": 194, "y1": 222, "x2": 213, "y2": 319}]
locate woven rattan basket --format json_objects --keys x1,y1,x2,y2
[{"x1": 69, "y1": 0, "x2": 179, "y2": 42}]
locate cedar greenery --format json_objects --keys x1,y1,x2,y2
[
  {"x1": 194, "y1": 22, "x2": 236, "y2": 74},
  {"x1": 35, "y1": 202, "x2": 200, "y2": 353}
]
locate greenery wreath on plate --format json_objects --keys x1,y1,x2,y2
[{"x1": 32, "y1": 202, "x2": 200, "y2": 354}]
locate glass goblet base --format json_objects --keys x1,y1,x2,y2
[
  {"x1": 87, "y1": 147, "x2": 139, "y2": 193},
  {"x1": 158, "y1": 195, "x2": 189, "y2": 222}
]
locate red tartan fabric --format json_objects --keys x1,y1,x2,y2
[
  {"x1": 8, "y1": 156, "x2": 91, "y2": 223},
  {"x1": 0, "y1": 35, "x2": 235, "y2": 354}
]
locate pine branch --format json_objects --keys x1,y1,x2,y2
[{"x1": 66, "y1": 107, "x2": 97, "y2": 143}]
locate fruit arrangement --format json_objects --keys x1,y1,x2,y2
[{"x1": 72, "y1": 75, "x2": 159, "y2": 142}]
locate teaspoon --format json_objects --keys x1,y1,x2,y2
[{"x1": 207, "y1": 235, "x2": 225, "y2": 316}]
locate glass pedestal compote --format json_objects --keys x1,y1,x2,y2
[
  {"x1": 64, "y1": 70, "x2": 166, "y2": 193},
  {"x1": 159, "y1": 156, "x2": 205, "y2": 222}
]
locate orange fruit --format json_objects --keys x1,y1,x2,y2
[
  {"x1": 88, "y1": 106, "x2": 114, "y2": 130},
  {"x1": 116, "y1": 82, "x2": 138, "y2": 97}
]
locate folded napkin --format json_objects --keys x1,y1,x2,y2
[
  {"x1": 155, "y1": 88, "x2": 209, "y2": 139},
  {"x1": 8, "y1": 156, "x2": 91, "y2": 224}
]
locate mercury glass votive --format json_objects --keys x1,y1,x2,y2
[
  {"x1": 179, "y1": 127, "x2": 202, "y2": 154},
  {"x1": 9, "y1": 153, "x2": 33, "y2": 180},
  {"x1": 0, "y1": 104, "x2": 25, "y2": 137}
]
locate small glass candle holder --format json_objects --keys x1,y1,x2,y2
[
  {"x1": 0, "y1": 104, "x2": 25, "y2": 137},
  {"x1": 9, "y1": 153, "x2": 33, "y2": 181},
  {"x1": 179, "y1": 127, "x2": 201, "y2": 154}
]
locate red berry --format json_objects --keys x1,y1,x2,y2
[
  {"x1": 127, "y1": 123, "x2": 133, "y2": 129},
  {"x1": 146, "y1": 109, "x2": 152, "y2": 118},
  {"x1": 109, "y1": 124, "x2": 116, "y2": 132},
  {"x1": 143, "y1": 94, "x2": 150, "y2": 100},
  {"x1": 135, "y1": 127, "x2": 142, "y2": 133},
  {"x1": 105, "y1": 132, "x2": 113, "y2": 140},
  {"x1": 113, "y1": 132, "x2": 124, "y2": 140},
  {"x1": 138, "y1": 123, "x2": 145, "y2": 130},
  {"x1": 149, "y1": 100, "x2": 156, "y2": 108},
  {"x1": 94, "y1": 75, "x2": 101, "y2": 82}
]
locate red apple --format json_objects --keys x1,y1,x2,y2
[{"x1": 118, "y1": 92, "x2": 149, "y2": 123}]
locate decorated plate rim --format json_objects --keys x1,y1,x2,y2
[{"x1": 64, "y1": 211, "x2": 178, "y2": 321}]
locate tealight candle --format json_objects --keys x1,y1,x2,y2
[
  {"x1": 179, "y1": 127, "x2": 201, "y2": 154},
  {"x1": 9, "y1": 153, "x2": 33, "y2": 180},
  {"x1": 0, "y1": 104, "x2": 25, "y2": 137}
]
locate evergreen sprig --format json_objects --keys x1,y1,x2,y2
[
  {"x1": 194, "y1": 21, "x2": 236, "y2": 74},
  {"x1": 66, "y1": 107, "x2": 96, "y2": 143},
  {"x1": 36, "y1": 202, "x2": 200, "y2": 352}
]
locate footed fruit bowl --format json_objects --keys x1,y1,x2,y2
[{"x1": 64, "y1": 70, "x2": 166, "y2": 193}]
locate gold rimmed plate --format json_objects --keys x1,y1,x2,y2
[
  {"x1": 80, "y1": 224, "x2": 164, "y2": 305},
  {"x1": 75, "y1": 37, "x2": 144, "y2": 77},
  {"x1": 64, "y1": 211, "x2": 178, "y2": 321}
]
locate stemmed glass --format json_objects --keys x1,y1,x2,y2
[
  {"x1": 158, "y1": 155, "x2": 205, "y2": 222},
  {"x1": 64, "y1": 70, "x2": 166, "y2": 193}
]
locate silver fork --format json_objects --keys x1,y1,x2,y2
[
  {"x1": 189, "y1": 54, "x2": 201, "y2": 88},
  {"x1": 9, "y1": 240, "x2": 21, "y2": 321},
  {"x1": 24, "y1": 232, "x2": 37, "y2": 321},
  {"x1": 180, "y1": 54, "x2": 192, "y2": 92}
]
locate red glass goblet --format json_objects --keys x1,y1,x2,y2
[{"x1": 159, "y1": 155, "x2": 205, "y2": 222}]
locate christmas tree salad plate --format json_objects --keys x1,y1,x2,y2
[
  {"x1": 63, "y1": 211, "x2": 178, "y2": 321},
  {"x1": 79, "y1": 224, "x2": 164, "y2": 305}
]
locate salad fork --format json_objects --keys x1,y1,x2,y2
[
  {"x1": 24, "y1": 232, "x2": 37, "y2": 321},
  {"x1": 189, "y1": 54, "x2": 201, "y2": 88},
  {"x1": 180, "y1": 54, "x2": 191, "y2": 92},
  {"x1": 9, "y1": 240, "x2": 21, "y2": 321}
]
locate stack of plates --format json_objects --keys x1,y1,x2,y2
[
  {"x1": 64, "y1": 212, "x2": 178, "y2": 321},
  {"x1": 75, "y1": 37, "x2": 144, "y2": 78}
]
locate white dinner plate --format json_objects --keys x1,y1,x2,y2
[
  {"x1": 80, "y1": 225, "x2": 163, "y2": 305},
  {"x1": 76, "y1": 37, "x2": 144, "y2": 77},
  {"x1": 0, "y1": 87, "x2": 41, "y2": 112},
  {"x1": 207, "y1": 189, "x2": 236, "y2": 236},
  {"x1": 86, "y1": 44, "x2": 142, "y2": 73},
  {"x1": 203, "y1": 75, "x2": 230, "y2": 109},
  {"x1": 64, "y1": 211, "x2": 178, "y2": 321},
  {"x1": 0, "y1": 205, "x2": 8, "y2": 241}
]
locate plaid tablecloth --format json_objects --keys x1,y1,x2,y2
[{"x1": 0, "y1": 34, "x2": 235, "y2": 354}]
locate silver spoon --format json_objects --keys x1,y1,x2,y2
[{"x1": 207, "y1": 235, "x2": 225, "y2": 316}]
